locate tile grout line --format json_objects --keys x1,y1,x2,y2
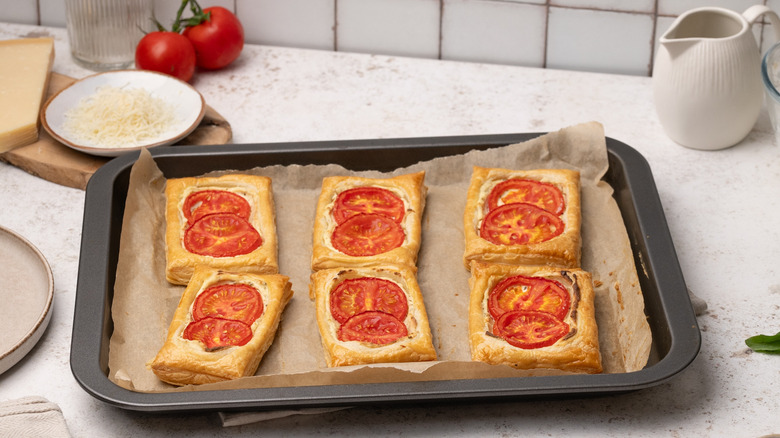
[
  {"x1": 648, "y1": 0, "x2": 659, "y2": 77},
  {"x1": 438, "y1": 0, "x2": 443, "y2": 60},
  {"x1": 543, "y1": 0, "x2": 549, "y2": 69}
]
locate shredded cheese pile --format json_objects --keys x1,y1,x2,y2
[{"x1": 62, "y1": 85, "x2": 178, "y2": 148}]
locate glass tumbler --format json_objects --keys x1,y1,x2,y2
[
  {"x1": 65, "y1": 0, "x2": 154, "y2": 71},
  {"x1": 762, "y1": 41, "x2": 780, "y2": 143}
]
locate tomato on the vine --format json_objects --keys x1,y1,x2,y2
[
  {"x1": 182, "y1": 6, "x2": 244, "y2": 70},
  {"x1": 135, "y1": 31, "x2": 196, "y2": 82}
]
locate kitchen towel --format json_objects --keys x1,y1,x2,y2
[
  {"x1": 0, "y1": 396, "x2": 71, "y2": 437},
  {"x1": 688, "y1": 288, "x2": 708, "y2": 316}
]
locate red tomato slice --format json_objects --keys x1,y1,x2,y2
[
  {"x1": 479, "y1": 203, "x2": 564, "y2": 246},
  {"x1": 331, "y1": 213, "x2": 405, "y2": 257},
  {"x1": 182, "y1": 190, "x2": 251, "y2": 225},
  {"x1": 488, "y1": 275, "x2": 570, "y2": 321},
  {"x1": 337, "y1": 311, "x2": 408, "y2": 345},
  {"x1": 493, "y1": 310, "x2": 570, "y2": 349},
  {"x1": 184, "y1": 213, "x2": 262, "y2": 257},
  {"x1": 330, "y1": 277, "x2": 408, "y2": 324},
  {"x1": 192, "y1": 283, "x2": 264, "y2": 325},
  {"x1": 332, "y1": 187, "x2": 405, "y2": 224},
  {"x1": 486, "y1": 179, "x2": 565, "y2": 214},
  {"x1": 182, "y1": 317, "x2": 253, "y2": 350}
]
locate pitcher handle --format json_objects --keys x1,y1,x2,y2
[{"x1": 743, "y1": 4, "x2": 780, "y2": 41}]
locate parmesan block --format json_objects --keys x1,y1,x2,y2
[{"x1": 0, "y1": 38, "x2": 55, "y2": 153}]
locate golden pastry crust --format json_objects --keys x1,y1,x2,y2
[
  {"x1": 463, "y1": 167, "x2": 581, "y2": 269},
  {"x1": 149, "y1": 267, "x2": 293, "y2": 386},
  {"x1": 468, "y1": 261, "x2": 601, "y2": 373},
  {"x1": 311, "y1": 172, "x2": 426, "y2": 271},
  {"x1": 309, "y1": 265, "x2": 437, "y2": 367},
  {"x1": 165, "y1": 174, "x2": 278, "y2": 285}
]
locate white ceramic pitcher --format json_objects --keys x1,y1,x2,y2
[{"x1": 653, "y1": 5, "x2": 780, "y2": 150}]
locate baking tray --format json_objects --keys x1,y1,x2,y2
[{"x1": 71, "y1": 133, "x2": 701, "y2": 412}]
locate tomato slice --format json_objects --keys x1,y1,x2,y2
[
  {"x1": 330, "y1": 277, "x2": 408, "y2": 324},
  {"x1": 182, "y1": 317, "x2": 254, "y2": 350},
  {"x1": 337, "y1": 311, "x2": 408, "y2": 345},
  {"x1": 182, "y1": 190, "x2": 251, "y2": 225},
  {"x1": 192, "y1": 283, "x2": 264, "y2": 325},
  {"x1": 488, "y1": 275, "x2": 570, "y2": 321},
  {"x1": 331, "y1": 213, "x2": 405, "y2": 257},
  {"x1": 493, "y1": 310, "x2": 570, "y2": 349},
  {"x1": 479, "y1": 203, "x2": 564, "y2": 246},
  {"x1": 332, "y1": 187, "x2": 405, "y2": 225},
  {"x1": 184, "y1": 213, "x2": 262, "y2": 257},
  {"x1": 486, "y1": 179, "x2": 565, "y2": 215}
]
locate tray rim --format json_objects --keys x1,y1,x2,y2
[{"x1": 70, "y1": 133, "x2": 701, "y2": 412}]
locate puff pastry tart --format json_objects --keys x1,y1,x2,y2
[
  {"x1": 309, "y1": 264, "x2": 437, "y2": 367},
  {"x1": 165, "y1": 174, "x2": 278, "y2": 285},
  {"x1": 150, "y1": 266, "x2": 293, "y2": 386},
  {"x1": 311, "y1": 172, "x2": 426, "y2": 271},
  {"x1": 463, "y1": 167, "x2": 581, "y2": 269},
  {"x1": 468, "y1": 261, "x2": 601, "y2": 373}
]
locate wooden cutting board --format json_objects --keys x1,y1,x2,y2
[{"x1": 0, "y1": 72, "x2": 232, "y2": 190}]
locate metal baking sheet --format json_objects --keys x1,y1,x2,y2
[{"x1": 70, "y1": 133, "x2": 701, "y2": 412}]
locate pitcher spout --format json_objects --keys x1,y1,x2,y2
[
  {"x1": 658, "y1": 37, "x2": 700, "y2": 58},
  {"x1": 660, "y1": 7, "x2": 748, "y2": 57}
]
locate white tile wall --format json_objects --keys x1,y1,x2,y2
[
  {"x1": 657, "y1": 0, "x2": 759, "y2": 16},
  {"x1": 3, "y1": 0, "x2": 780, "y2": 77},
  {"x1": 441, "y1": 0, "x2": 546, "y2": 67},
  {"x1": 237, "y1": 0, "x2": 335, "y2": 51},
  {"x1": 552, "y1": 0, "x2": 654, "y2": 14},
  {"x1": 0, "y1": 0, "x2": 38, "y2": 25},
  {"x1": 39, "y1": 0, "x2": 66, "y2": 27},
  {"x1": 547, "y1": 7, "x2": 654, "y2": 76},
  {"x1": 337, "y1": 0, "x2": 440, "y2": 59}
]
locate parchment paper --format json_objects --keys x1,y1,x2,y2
[{"x1": 107, "y1": 121, "x2": 652, "y2": 393}]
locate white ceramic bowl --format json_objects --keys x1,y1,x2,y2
[
  {"x1": 41, "y1": 70, "x2": 206, "y2": 157},
  {"x1": 0, "y1": 226, "x2": 54, "y2": 376}
]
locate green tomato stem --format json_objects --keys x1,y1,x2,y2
[{"x1": 172, "y1": 0, "x2": 211, "y2": 33}]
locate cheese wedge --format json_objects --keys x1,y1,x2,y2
[{"x1": 0, "y1": 38, "x2": 55, "y2": 153}]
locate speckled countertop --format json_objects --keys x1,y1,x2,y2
[{"x1": 1, "y1": 22, "x2": 779, "y2": 438}]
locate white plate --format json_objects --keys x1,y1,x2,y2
[
  {"x1": 41, "y1": 70, "x2": 206, "y2": 157},
  {"x1": 0, "y1": 226, "x2": 54, "y2": 376}
]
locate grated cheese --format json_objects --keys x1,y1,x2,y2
[{"x1": 62, "y1": 85, "x2": 178, "y2": 148}]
